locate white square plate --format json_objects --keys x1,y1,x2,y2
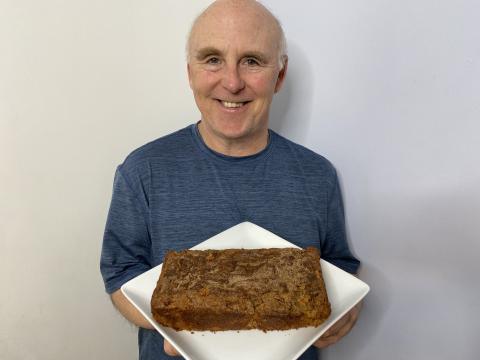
[{"x1": 121, "y1": 221, "x2": 369, "y2": 360}]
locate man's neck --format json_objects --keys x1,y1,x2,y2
[{"x1": 197, "y1": 122, "x2": 269, "y2": 157}]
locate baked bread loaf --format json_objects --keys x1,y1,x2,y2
[{"x1": 151, "y1": 247, "x2": 330, "y2": 331}]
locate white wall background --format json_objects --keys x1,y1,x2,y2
[{"x1": 1, "y1": 1, "x2": 479, "y2": 359}]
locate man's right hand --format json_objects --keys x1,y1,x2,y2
[
  {"x1": 110, "y1": 289, "x2": 154, "y2": 329},
  {"x1": 164, "y1": 339, "x2": 180, "y2": 357},
  {"x1": 111, "y1": 290, "x2": 182, "y2": 356}
]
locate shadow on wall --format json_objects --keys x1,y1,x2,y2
[
  {"x1": 269, "y1": 41, "x2": 315, "y2": 144},
  {"x1": 269, "y1": 40, "x2": 396, "y2": 358},
  {"x1": 319, "y1": 262, "x2": 393, "y2": 360}
]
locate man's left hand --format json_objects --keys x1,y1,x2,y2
[{"x1": 314, "y1": 301, "x2": 362, "y2": 348}]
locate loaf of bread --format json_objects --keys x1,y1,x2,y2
[{"x1": 151, "y1": 247, "x2": 330, "y2": 331}]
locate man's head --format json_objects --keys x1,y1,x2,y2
[
  {"x1": 187, "y1": 1, "x2": 288, "y2": 69},
  {"x1": 186, "y1": 0, "x2": 288, "y2": 156}
]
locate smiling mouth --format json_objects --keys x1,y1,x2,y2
[{"x1": 218, "y1": 100, "x2": 250, "y2": 108}]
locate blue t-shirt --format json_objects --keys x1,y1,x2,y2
[{"x1": 101, "y1": 124, "x2": 360, "y2": 360}]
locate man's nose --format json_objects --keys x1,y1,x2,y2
[{"x1": 221, "y1": 65, "x2": 245, "y2": 93}]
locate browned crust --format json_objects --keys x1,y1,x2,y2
[{"x1": 151, "y1": 247, "x2": 330, "y2": 331}]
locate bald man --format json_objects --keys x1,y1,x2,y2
[{"x1": 100, "y1": 1, "x2": 361, "y2": 359}]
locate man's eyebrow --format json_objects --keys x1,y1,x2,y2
[{"x1": 194, "y1": 47, "x2": 221, "y2": 60}]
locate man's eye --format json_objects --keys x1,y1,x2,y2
[
  {"x1": 206, "y1": 57, "x2": 221, "y2": 65},
  {"x1": 245, "y1": 58, "x2": 260, "y2": 66}
]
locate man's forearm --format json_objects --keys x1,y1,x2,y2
[{"x1": 110, "y1": 289, "x2": 154, "y2": 329}]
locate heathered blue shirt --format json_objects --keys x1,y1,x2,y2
[{"x1": 100, "y1": 124, "x2": 359, "y2": 360}]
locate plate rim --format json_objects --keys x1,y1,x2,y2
[{"x1": 121, "y1": 221, "x2": 369, "y2": 360}]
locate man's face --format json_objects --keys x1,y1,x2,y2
[{"x1": 187, "y1": 5, "x2": 287, "y2": 150}]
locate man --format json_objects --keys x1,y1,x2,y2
[{"x1": 100, "y1": 0, "x2": 361, "y2": 359}]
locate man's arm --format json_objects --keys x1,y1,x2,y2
[
  {"x1": 101, "y1": 166, "x2": 154, "y2": 329},
  {"x1": 110, "y1": 289, "x2": 154, "y2": 330},
  {"x1": 111, "y1": 290, "x2": 181, "y2": 356}
]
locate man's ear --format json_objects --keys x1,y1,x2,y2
[{"x1": 274, "y1": 56, "x2": 288, "y2": 93}]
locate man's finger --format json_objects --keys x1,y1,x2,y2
[
  {"x1": 321, "y1": 312, "x2": 351, "y2": 338},
  {"x1": 164, "y1": 339, "x2": 180, "y2": 357},
  {"x1": 322, "y1": 302, "x2": 361, "y2": 339},
  {"x1": 331, "y1": 312, "x2": 356, "y2": 340},
  {"x1": 314, "y1": 303, "x2": 361, "y2": 348},
  {"x1": 315, "y1": 336, "x2": 338, "y2": 349},
  {"x1": 315, "y1": 322, "x2": 349, "y2": 349}
]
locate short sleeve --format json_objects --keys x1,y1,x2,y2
[
  {"x1": 321, "y1": 172, "x2": 360, "y2": 274},
  {"x1": 100, "y1": 166, "x2": 152, "y2": 294}
]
